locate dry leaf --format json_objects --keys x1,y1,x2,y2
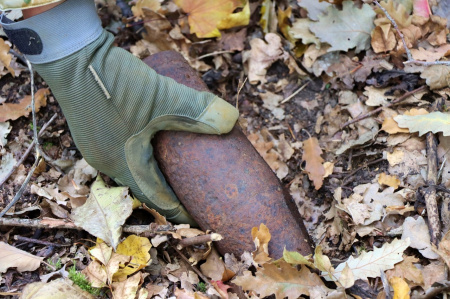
[
  {"x1": 233, "y1": 262, "x2": 326, "y2": 299},
  {"x1": 378, "y1": 173, "x2": 401, "y2": 189},
  {"x1": 302, "y1": 137, "x2": 325, "y2": 190},
  {"x1": 326, "y1": 238, "x2": 410, "y2": 282},
  {"x1": 112, "y1": 272, "x2": 142, "y2": 299},
  {"x1": 0, "y1": 88, "x2": 49, "y2": 122},
  {"x1": 395, "y1": 112, "x2": 450, "y2": 136},
  {"x1": 143, "y1": 204, "x2": 167, "y2": 225},
  {"x1": 401, "y1": 216, "x2": 438, "y2": 259},
  {"x1": 283, "y1": 248, "x2": 314, "y2": 268},
  {"x1": 71, "y1": 176, "x2": 133, "y2": 249},
  {"x1": 251, "y1": 223, "x2": 272, "y2": 265},
  {"x1": 309, "y1": 1, "x2": 375, "y2": 53},
  {"x1": 385, "y1": 256, "x2": 424, "y2": 286},
  {"x1": 0, "y1": 242, "x2": 43, "y2": 274},
  {"x1": 0, "y1": 38, "x2": 14, "y2": 76},
  {"x1": 200, "y1": 249, "x2": 234, "y2": 281},
  {"x1": 114, "y1": 235, "x2": 152, "y2": 280},
  {"x1": 20, "y1": 278, "x2": 94, "y2": 299}
]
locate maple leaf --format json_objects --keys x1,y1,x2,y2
[
  {"x1": 174, "y1": 0, "x2": 235, "y2": 38},
  {"x1": 302, "y1": 137, "x2": 325, "y2": 190},
  {"x1": 233, "y1": 262, "x2": 326, "y2": 299},
  {"x1": 309, "y1": 1, "x2": 376, "y2": 53}
]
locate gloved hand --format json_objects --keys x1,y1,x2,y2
[{"x1": 0, "y1": 0, "x2": 239, "y2": 225}]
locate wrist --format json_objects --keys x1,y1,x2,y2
[{"x1": 22, "y1": 1, "x2": 65, "y2": 19}]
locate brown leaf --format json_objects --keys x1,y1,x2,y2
[
  {"x1": 233, "y1": 262, "x2": 325, "y2": 299},
  {"x1": 0, "y1": 88, "x2": 49, "y2": 122},
  {"x1": 385, "y1": 255, "x2": 424, "y2": 287},
  {"x1": 251, "y1": 223, "x2": 272, "y2": 265},
  {"x1": 302, "y1": 137, "x2": 325, "y2": 190},
  {"x1": 0, "y1": 38, "x2": 14, "y2": 76},
  {"x1": 111, "y1": 272, "x2": 142, "y2": 299},
  {"x1": 200, "y1": 249, "x2": 234, "y2": 281},
  {"x1": 371, "y1": 26, "x2": 396, "y2": 53},
  {"x1": 0, "y1": 242, "x2": 43, "y2": 273},
  {"x1": 378, "y1": 173, "x2": 401, "y2": 189},
  {"x1": 143, "y1": 204, "x2": 167, "y2": 225}
]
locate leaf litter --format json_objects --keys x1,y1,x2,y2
[{"x1": 2, "y1": 0, "x2": 450, "y2": 298}]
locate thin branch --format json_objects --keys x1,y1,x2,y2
[
  {"x1": 14, "y1": 235, "x2": 70, "y2": 247},
  {"x1": 281, "y1": 81, "x2": 310, "y2": 104},
  {"x1": 172, "y1": 245, "x2": 211, "y2": 285},
  {"x1": 0, "y1": 113, "x2": 58, "y2": 188},
  {"x1": 373, "y1": 0, "x2": 450, "y2": 66},
  {"x1": 178, "y1": 233, "x2": 223, "y2": 249},
  {"x1": 340, "y1": 85, "x2": 426, "y2": 129},
  {"x1": 196, "y1": 50, "x2": 234, "y2": 60}
]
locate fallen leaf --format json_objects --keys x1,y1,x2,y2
[
  {"x1": 0, "y1": 38, "x2": 14, "y2": 76},
  {"x1": 289, "y1": 18, "x2": 320, "y2": 48},
  {"x1": 339, "y1": 263, "x2": 355, "y2": 288},
  {"x1": 143, "y1": 204, "x2": 167, "y2": 225},
  {"x1": 389, "y1": 277, "x2": 410, "y2": 299},
  {"x1": 174, "y1": 0, "x2": 236, "y2": 38},
  {"x1": 0, "y1": 152, "x2": 16, "y2": 184},
  {"x1": 314, "y1": 245, "x2": 334, "y2": 277},
  {"x1": 385, "y1": 256, "x2": 424, "y2": 286},
  {"x1": 297, "y1": 0, "x2": 330, "y2": 21},
  {"x1": 0, "y1": 121, "x2": 10, "y2": 146},
  {"x1": 112, "y1": 272, "x2": 142, "y2": 299},
  {"x1": 132, "y1": 0, "x2": 161, "y2": 18},
  {"x1": 0, "y1": 88, "x2": 49, "y2": 122},
  {"x1": 420, "y1": 65, "x2": 450, "y2": 89},
  {"x1": 309, "y1": 1, "x2": 376, "y2": 53},
  {"x1": 211, "y1": 280, "x2": 231, "y2": 299},
  {"x1": 395, "y1": 112, "x2": 450, "y2": 136},
  {"x1": 325, "y1": 238, "x2": 410, "y2": 282},
  {"x1": 71, "y1": 176, "x2": 133, "y2": 249},
  {"x1": 174, "y1": 288, "x2": 209, "y2": 299},
  {"x1": 302, "y1": 137, "x2": 325, "y2": 190},
  {"x1": 401, "y1": 216, "x2": 438, "y2": 259},
  {"x1": 217, "y1": 1, "x2": 250, "y2": 31},
  {"x1": 411, "y1": 44, "x2": 450, "y2": 62},
  {"x1": 233, "y1": 262, "x2": 326, "y2": 298},
  {"x1": 251, "y1": 223, "x2": 272, "y2": 265},
  {"x1": 421, "y1": 261, "x2": 447, "y2": 290},
  {"x1": 259, "y1": 0, "x2": 277, "y2": 34},
  {"x1": 114, "y1": 235, "x2": 152, "y2": 280},
  {"x1": 200, "y1": 249, "x2": 234, "y2": 281},
  {"x1": 378, "y1": 173, "x2": 401, "y2": 189},
  {"x1": 283, "y1": 248, "x2": 314, "y2": 268},
  {"x1": 245, "y1": 33, "x2": 287, "y2": 84},
  {"x1": 20, "y1": 278, "x2": 94, "y2": 299},
  {"x1": 371, "y1": 25, "x2": 397, "y2": 53},
  {"x1": 0, "y1": 242, "x2": 43, "y2": 274}
]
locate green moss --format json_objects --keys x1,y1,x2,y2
[
  {"x1": 68, "y1": 265, "x2": 102, "y2": 296},
  {"x1": 197, "y1": 282, "x2": 207, "y2": 293}
]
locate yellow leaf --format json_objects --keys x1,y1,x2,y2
[
  {"x1": 277, "y1": 7, "x2": 293, "y2": 43},
  {"x1": 378, "y1": 173, "x2": 401, "y2": 189},
  {"x1": 0, "y1": 38, "x2": 14, "y2": 76},
  {"x1": 174, "y1": 0, "x2": 235, "y2": 38},
  {"x1": 217, "y1": 0, "x2": 250, "y2": 30},
  {"x1": 259, "y1": 0, "x2": 276, "y2": 34},
  {"x1": 389, "y1": 277, "x2": 410, "y2": 299},
  {"x1": 282, "y1": 248, "x2": 314, "y2": 268},
  {"x1": 113, "y1": 235, "x2": 152, "y2": 280},
  {"x1": 314, "y1": 246, "x2": 334, "y2": 277},
  {"x1": 338, "y1": 263, "x2": 354, "y2": 288},
  {"x1": 132, "y1": 0, "x2": 161, "y2": 18},
  {"x1": 251, "y1": 223, "x2": 272, "y2": 264},
  {"x1": 302, "y1": 137, "x2": 325, "y2": 190}
]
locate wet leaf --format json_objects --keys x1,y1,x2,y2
[
  {"x1": 71, "y1": 176, "x2": 133, "y2": 249},
  {"x1": 309, "y1": 1, "x2": 375, "y2": 53},
  {"x1": 302, "y1": 137, "x2": 325, "y2": 190}
]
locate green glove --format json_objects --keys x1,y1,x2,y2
[{"x1": 0, "y1": 0, "x2": 239, "y2": 225}]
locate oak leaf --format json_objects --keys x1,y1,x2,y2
[
  {"x1": 233, "y1": 262, "x2": 326, "y2": 299},
  {"x1": 0, "y1": 38, "x2": 14, "y2": 76},
  {"x1": 325, "y1": 238, "x2": 410, "y2": 282},
  {"x1": 420, "y1": 65, "x2": 450, "y2": 90},
  {"x1": 71, "y1": 176, "x2": 133, "y2": 249},
  {"x1": 0, "y1": 242, "x2": 43, "y2": 274},
  {"x1": 0, "y1": 88, "x2": 49, "y2": 122},
  {"x1": 174, "y1": 0, "x2": 235, "y2": 38},
  {"x1": 395, "y1": 112, "x2": 450, "y2": 136},
  {"x1": 111, "y1": 272, "x2": 142, "y2": 299},
  {"x1": 309, "y1": 1, "x2": 375, "y2": 53},
  {"x1": 385, "y1": 256, "x2": 424, "y2": 286},
  {"x1": 302, "y1": 137, "x2": 325, "y2": 190}
]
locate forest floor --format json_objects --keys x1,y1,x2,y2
[{"x1": 1, "y1": 0, "x2": 450, "y2": 298}]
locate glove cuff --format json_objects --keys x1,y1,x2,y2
[{"x1": 0, "y1": 0, "x2": 102, "y2": 64}]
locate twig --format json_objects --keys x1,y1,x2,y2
[
  {"x1": 178, "y1": 233, "x2": 223, "y2": 249},
  {"x1": 0, "y1": 217, "x2": 173, "y2": 235},
  {"x1": 13, "y1": 235, "x2": 69, "y2": 247},
  {"x1": 280, "y1": 81, "x2": 310, "y2": 104},
  {"x1": 236, "y1": 77, "x2": 247, "y2": 110},
  {"x1": 340, "y1": 85, "x2": 426, "y2": 129},
  {"x1": 172, "y1": 245, "x2": 211, "y2": 285},
  {"x1": 0, "y1": 113, "x2": 58, "y2": 188},
  {"x1": 0, "y1": 58, "x2": 42, "y2": 219},
  {"x1": 373, "y1": 0, "x2": 450, "y2": 66},
  {"x1": 196, "y1": 50, "x2": 234, "y2": 60},
  {"x1": 413, "y1": 281, "x2": 450, "y2": 299}
]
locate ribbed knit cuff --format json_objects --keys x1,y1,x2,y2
[{"x1": 0, "y1": 0, "x2": 102, "y2": 64}]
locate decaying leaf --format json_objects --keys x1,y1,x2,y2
[
  {"x1": 309, "y1": 1, "x2": 376, "y2": 53},
  {"x1": 302, "y1": 137, "x2": 325, "y2": 190},
  {"x1": 0, "y1": 88, "x2": 49, "y2": 122},
  {"x1": 395, "y1": 112, "x2": 450, "y2": 136},
  {"x1": 233, "y1": 262, "x2": 326, "y2": 299},
  {"x1": 325, "y1": 238, "x2": 410, "y2": 282},
  {"x1": 20, "y1": 278, "x2": 94, "y2": 299},
  {"x1": 71, "y1": 176, "x2": 133, "y2": 249},
  {"x1": 0, "y1": 242, "x2": 43, "y2": 274}
]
